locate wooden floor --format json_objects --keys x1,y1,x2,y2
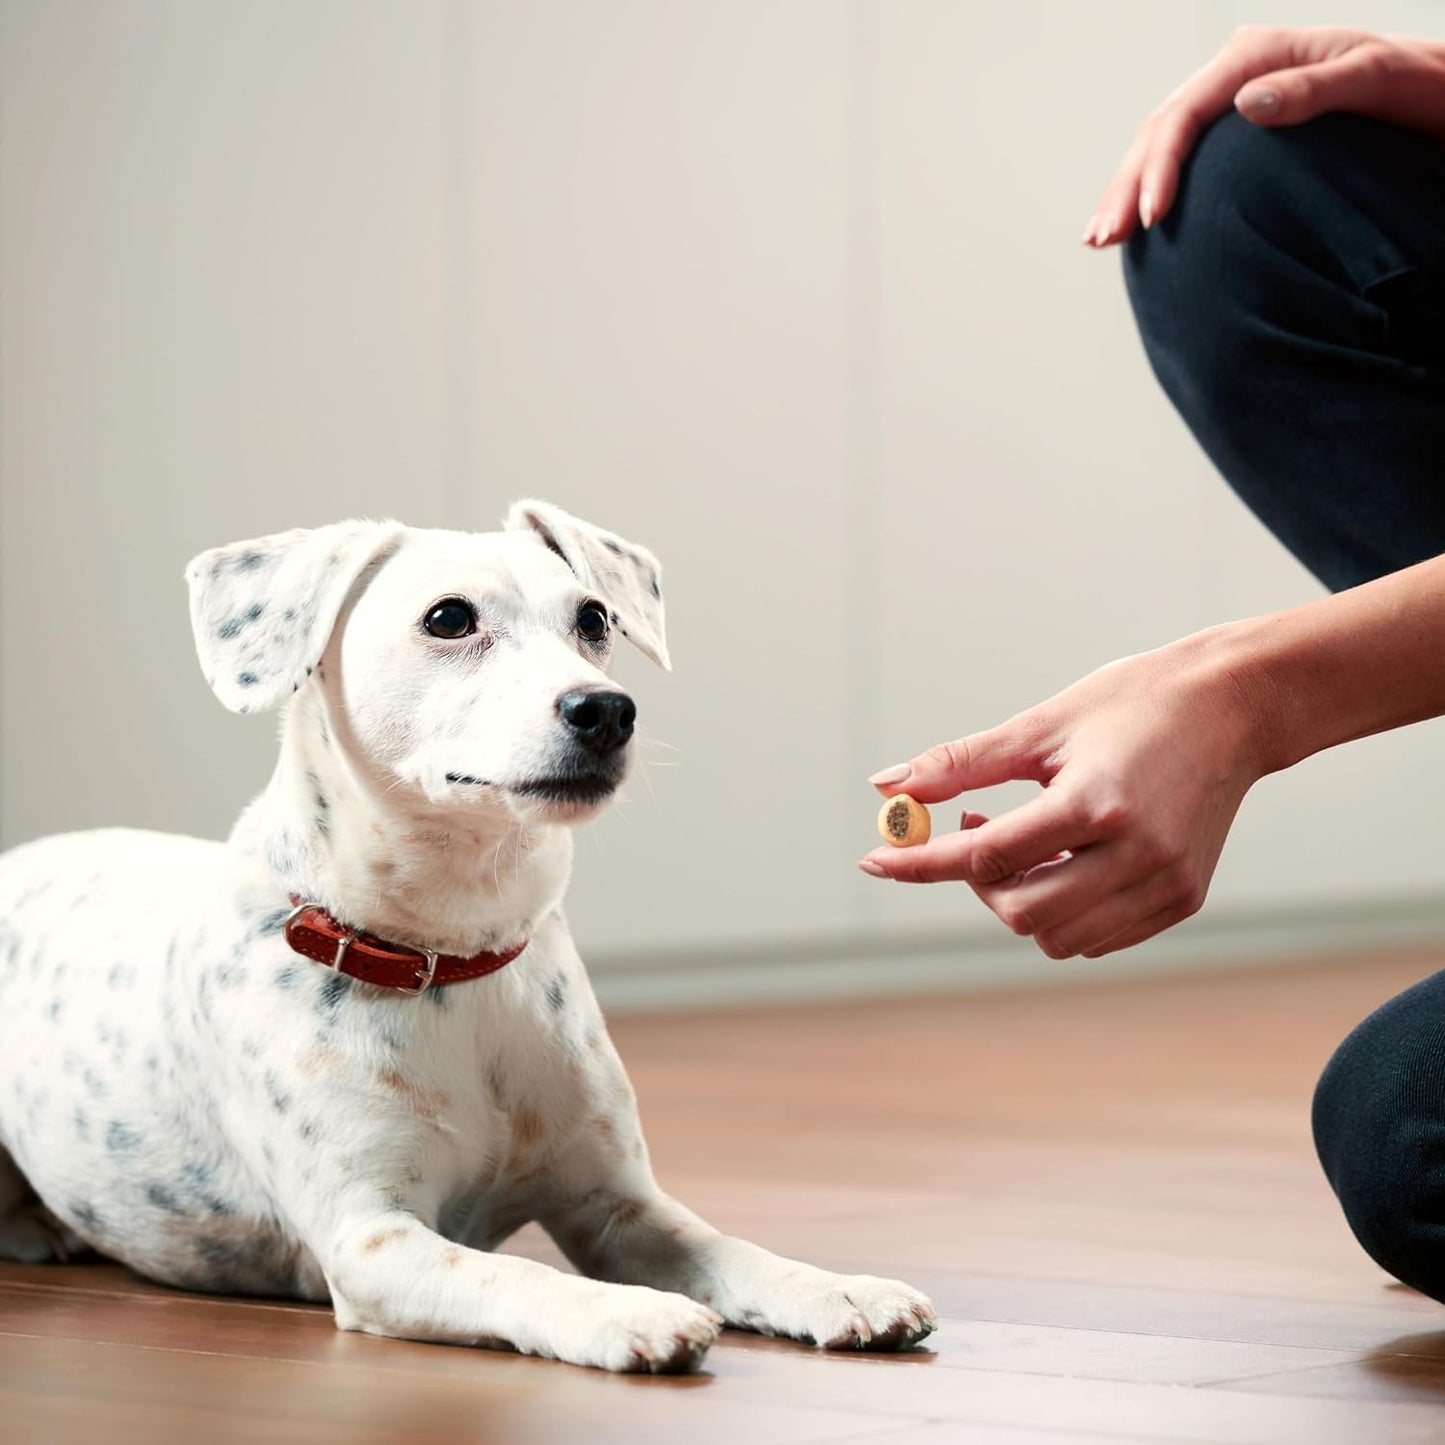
[{"x1": 6, "y1": 950, "x2": 1445, "y2": 1444}]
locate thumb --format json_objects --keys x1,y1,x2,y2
[
  {"x1": 1235, "y1": 51, "x2": 1390, "y2": 127},
  {"x1": 870, "y1": 718, "x2": 1046, "y2": 805}
]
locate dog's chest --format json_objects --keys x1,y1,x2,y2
[{"x1": 237, "y1": 940, "x2": 589, "y2": 1211}]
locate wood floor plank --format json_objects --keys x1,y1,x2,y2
[
  {"x1": 0, "y1": 1334, "x2": 914, "y2": 1445},
  {"x1": 738, "y1": 1365, "x2": 1445, "y2": 1445}
]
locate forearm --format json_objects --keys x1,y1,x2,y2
[{"x1": 1207, "y1": 552, "x2": 1445, "y2": 776}]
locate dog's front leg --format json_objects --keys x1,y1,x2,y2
[
  {"x1": 544, "y1": 1190, "x2": 936, "y2": 1352},
  {"x1": 319, "y1": 1209, "x2": 721, "y2": 1372}
]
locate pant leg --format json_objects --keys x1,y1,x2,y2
[
  {"x1": 1314, "y1": 970, "x2": 1445, "y2": 1301},
  {"x1": 1124, "y1": 111, "x2": 1445, "y2": 592}
]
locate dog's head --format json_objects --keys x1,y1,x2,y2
[{"x1": 185, "y1": 501, "x2": 669, "y2": 825}]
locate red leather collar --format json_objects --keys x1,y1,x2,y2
[{"x1": 283, "y1": 898, "x2": 528, "y2": 995}]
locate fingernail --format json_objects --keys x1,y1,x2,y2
[
  {"x1": 1093, "y1": 220, "x2": 1112, "y2": 247},
  {"x1": 1139, "y1": 190, "x2": 1154, "y2": 229},
  {"x1": 1239, "y1": 85, "x2": 1279, "y2": 114},
  {"x1": 868, "y1": 764, "x2": 911, "y2": 786},
  {"x1": 857, "y1": 858, "x2": 888, "y2": 878}
]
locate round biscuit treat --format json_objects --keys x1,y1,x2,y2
[{"x1": 877, "y1": 793, "x2": 931, "y2": 848}]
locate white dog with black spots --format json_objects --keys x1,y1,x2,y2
[{"x1": 0, "y1": 501, "x2": 935, "y2": 1372}]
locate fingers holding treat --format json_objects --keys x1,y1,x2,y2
[{"x1": 862, "y1": 790, "x2": 1085, "y2": 886}]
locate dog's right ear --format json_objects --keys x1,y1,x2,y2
[{"x1": 185, "y1": 520, "x2": 404, "y2": 714}]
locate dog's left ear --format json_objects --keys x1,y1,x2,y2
[
  {"x1": 505, "y1": 500, "x2": 671, "y2": 670},
  {"x1": 185, "y1": 520, "x2": 405, "y2": 713}
]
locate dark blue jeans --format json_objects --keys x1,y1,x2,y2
[
  {"x1": 1127, "y1": 110, "x2": 1445, "y2": 592},
  {"x1": 1125, "y1": 111, "x2": 1445, "y2": 1299}
]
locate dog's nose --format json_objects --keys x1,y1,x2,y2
[{"x1": 557, "y1": 689, "x2": 636, "y2": 754}]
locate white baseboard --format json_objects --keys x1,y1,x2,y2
[{"x1": 589, "y1": 892, "x2": 1445, "y2": 1014}]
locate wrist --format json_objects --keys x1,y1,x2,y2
[{"x1": 1165, "y1": 621, "x2": 1293, "y2": 782}]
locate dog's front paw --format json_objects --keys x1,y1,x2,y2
[
  {"x1": 557, "y1": 1283, "x2": 724, "y2": 1374},
  {"x1": 754, "y1": 1273, "x2": 937, "y2": 1352}
]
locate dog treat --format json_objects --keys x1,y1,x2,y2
[{"x1": 877, "y1": 793, "x2": 930, "y2": 848}]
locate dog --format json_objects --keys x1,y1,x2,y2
[{"x1": 0, "y1": 501, "x2": 935, "y2": 1372}]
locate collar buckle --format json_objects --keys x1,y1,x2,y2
[{"x1": 394, "y1": 943, "x2": 439, "y2": 995}]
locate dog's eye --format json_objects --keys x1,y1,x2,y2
[
  {"x1": 423, "y1": 599, "x2": 477, "y2": 639},
  {"x1": 576, "y1": 601, "x2": 609, "y2": 643}
]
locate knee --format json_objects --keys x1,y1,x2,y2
[
  {"x1": 1313, "y1": 977, "x2": 1445, "y2": 1302},
  {"x1": 1123, "y1": 115, "x2": 1277, "y2": 354},
  {"x1": 1122, "y1": 111, "x2": 1376, "y2": 370}
]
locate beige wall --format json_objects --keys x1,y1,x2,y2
[{"x1": 4, "y1": 1, "x2": 1444, "y2": 1001}]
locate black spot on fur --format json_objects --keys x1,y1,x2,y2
[
  {"x1": 106, "y1": 1121, "x2": 140, "y2": 1155},
  {"x1": 70, "y1": 1201, "x2": 100, "y2": 1229},
  {"x1": 253, "y1": 906, "x2": 289, "y2": 937},
  {"x1": 180, "y1": 1161, "x2": 236, "y2": 1216},
  {"x1": 264, "y1": 1072, "x2": 291, "y2": 1115},
  {"x1": 237, "y1": 551, "x2": 267, "y2": 572},
  {"x1": 317, "y1": 973, "x2": 352, "y2": 1013},
  {"x1": 237, "y1": 671, "x2": 259, "y2": 688},
  {"x1": 307, "y1": 772, "x2": 331, "y2": 838},
  {"x1": 603, "y1": 538, "x2": 623, "y2": 555},
  {"x1": 145, "y1": 1182, "x2": 184, "y2": 1214},
  {"x1": 546, "y1": 976, "x2": 567, "y2": 1013},
  {"x1": 217, "y1": 602, "x2": 264, "y2": 641},
  {"x1": 649, "y1": 573, "x2": 661, "y2": 599},
  {"x1": 275, "y1": 965, "x2": 301, "y2": 990}
]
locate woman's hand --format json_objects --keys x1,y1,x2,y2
[
  {"x1": 858, "y1": 632, "x2": 1269, "y2": 959},
  {"x1": 1083, "y1": 27, "x2": 1445, "y2": 248}
]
